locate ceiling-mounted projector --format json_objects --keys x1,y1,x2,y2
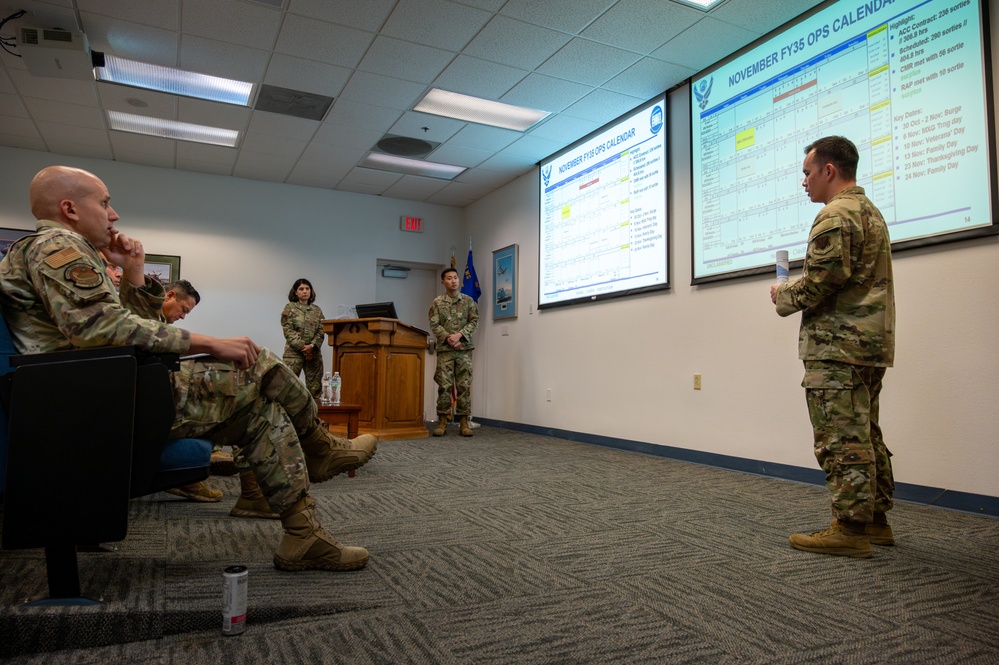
[{"x1": 16, "y1": 27, "x2": 99, "y2": 80}]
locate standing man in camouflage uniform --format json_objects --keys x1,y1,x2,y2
[
  {"x1": 429, "y1": 267, "x2": 478, "y2": 437},
  {"x1": 0, "y1": 165, "x2": 376, "y2": 572},
  {"x1": 771, "y1": 136, "x2": 896, "y2": 558}
]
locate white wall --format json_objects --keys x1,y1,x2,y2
[
  {"x1": 0, "y1": 148, "x2": 465, "y2": 359},
  {"x1": 464, "y1": 0, "x2": 999, "y2": 499}
]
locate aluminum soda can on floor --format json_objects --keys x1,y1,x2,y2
[{"x1": 222, "y1": 565, "x2": 248, "y2": 636}]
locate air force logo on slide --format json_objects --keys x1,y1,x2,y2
[
  {"x1": 541, "y1": 164, "x2": 552, "y2": 187},
  {"x1": 649, "y1": 105, "x2": 663, "y2": 134},
  {"x1": 693, "y1": 76, "x2": 713, "y2": 111}
]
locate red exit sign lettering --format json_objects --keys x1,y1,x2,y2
[{"x1": 400, "y1": 216, "x2": 423, "y2": 232}]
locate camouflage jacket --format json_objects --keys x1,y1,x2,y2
[
  {"x1": 0, "y1": 220, "x2": 189, "y2": 355},
  {"x1": 281, "y1": 302, "x2": 324, "y2": 354},
  {"x1": 429, "y1": 292, "x2": 478, "y2": 352},
  {"x1": 774, "y1": 186, "x2": 895, "y2": 366}
]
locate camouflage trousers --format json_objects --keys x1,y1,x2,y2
[
  {"x1": 434, "y1": 350, "x2": 473, "y2": 416},
  {"x1": 283, "y1": 348, "x2": 324, "y2": 400},
  {"x1": 169, "y1": 347, "x2": 319, "y2": 513},
  {"x1": 803, "y1": 360, "x2": 894, "y2": 524}
]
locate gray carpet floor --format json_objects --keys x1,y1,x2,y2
[{"x1": 1, "y1": 425, "x2": 998, "y2": 664}]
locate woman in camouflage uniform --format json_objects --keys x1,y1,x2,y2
[{"x1": 281, "y1": 278, "x2": 325, "y2": 400}]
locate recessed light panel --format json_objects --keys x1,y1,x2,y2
[
  {"x1": 107, "y1": 110, "x2": 239, "y2": 147},
  {"x1": 414, "y1": 89, "x2": 549, "y2": 132},
  {"x1": 97, "y1": 55, "x2": 253, "y2": 106}
]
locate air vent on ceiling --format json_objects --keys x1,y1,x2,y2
[{"x1": 254, "y1": 84, "x2": 334, "y2": 121}]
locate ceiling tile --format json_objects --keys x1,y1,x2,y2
[
  {"x1": 80, "y1": 14, "x2": 180, "y2": 67},
  {"x1": 602, "y1": 57, "x2": 695, "y2": 99},
  {"x1": 381, "y1": 173, "x2": 450, "y2": 200},
  {"x1": 78, "y1": 0, "x2": 180, "y2": 30},
  {"x1": 448, "y1": 123, "x2": 521, "y2": 152},
  {"x1": 561, "y1": 88, "x2": 646, "y2": 123},
  {"x1": 342, "y1": 166, "x2": 405, "y2": 187},
  {"x1": 358, "y1": 36, "x2": 456, "y2": 85},
  {"x1": 180, "y1": 35, "x2": 269, "y2": 81},
  {"x1": 501, "y1": 73, "x2": 592, "y2": 114},
  {"x1": 464, "y1": 16, "x2": 571, "y2": 71},
  {"x1": 23, "y1": 97, "x2": 105, "y2": 128},
  {"x1": 0, "y1": 115, "x2": 41, "y2": 138},
  {"x1": 98, "y1": 84, "x2": 179, "y2": 119},
  {"x1": 427, "y1": 143, "x2": 492, "y2": 168},
  {"x1": 110, "y1": 132, "x2": 176, "y2": 167},
  {"x1": 499, "y1": 0, "x2": 616, "y2": 34},
  {"x1": 37, "y1": 121, "x2": 109, "y2": 147},
  {"x1": 44, "y1": 140, "x2": 113, "y2": 160},
  {"x1": 181, "y1": 0, "x2": 282, "y2": 49},
  {"x1": 322, "y1": 100, "x2": 403, "y2": 134},
  {"x1": 527, "y1": 114, "x2": 600, "y2": 145},
  {"x1": 582, "y1": 0, "x2": 700, "y2": 53},
  {"x1": 240, "y1": 132, "x2": 307, "y2": 157},
  {"x1": 652, "y1": 17, "x2": 759, "y2": 71},
  {"x1": 537, "y1": 38, "x2": 641, "y2": 87},
  {"x1": 382, "y1": 0, "x2": 493, "y2": 52},
  {"x1": 264, "y1": 55, "x2": 352, "y2": 99},
  {"x1": 432, "y1": 55, "x2": 528, "y2": 100},
  {"x1": 299, "y1": 142, "x2": 368, "y2": 167},
  {"x1": 288, "y1": 0, "x2": 397, "y2": 33},
  {"x1": 178, "y1": 98, "x2": 252, "y2": 131},
  {"x1": 176, "y1": 141, "x2": 239, "y2": 166},
  {"x1": 9, "y1": 70, "x2": 99, "y2": 106},
  {"x1": 389, "y1": 111, "x2": 465, "y2": 144},
  {"x1": 337, "y1": 71, "x2": 428, "y2": 110},
  {"x1": 0, "y1": 92, "x2": 28, "y2": 117},
  {"x1": 233, "y1": 150, "x2": 298, "y2": 180},
  {"x1": 710, "y1": 0, "x2": 823, "y2": 35},
  {"x1": 246, "y1": 111, "x2": 319, "y2": 140},
  {"x1": 274, "y1": 14, "x2": 374, "y2": 69}
]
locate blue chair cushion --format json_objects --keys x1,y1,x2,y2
[{"x1": 157, "y1": 438, "x2": 212, "y2": 472}]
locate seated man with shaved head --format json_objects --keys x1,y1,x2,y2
[{"x1": 0, "y1": 165, "x2": 376, "y2": 573}]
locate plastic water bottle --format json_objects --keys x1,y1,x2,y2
[
  {"x1": 321, "y1": 371, "x2": 332, "y2": 406},
  {"x1": 331, "y1": 371, "x2": 342, "y2": 406},
  {"x1": 775, "y1": 250, "x2": 789, "y2": 284}
]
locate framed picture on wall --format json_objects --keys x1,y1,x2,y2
[
  {"x1": 492, "y1": 244, "x2": 517, "y2": 320},
  {"x1": 0, "y1": 227, "x2": 31, "y2": 257},
  {"x1": 144, "y1": 254, "x2": 180, "y2": 283}
]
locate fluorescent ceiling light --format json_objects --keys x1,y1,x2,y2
[
  {"x1": 96, "y1": 55, "x2": 253, "y2": 106},
  {"x1": 414, "y1": 89, "x2": 549, "y2": 132},
  {"x1": 671, "y1": 0, "x2": 724, "y2": 9},
  {"x1": 107, "y1": 110, "x2": 239, "y2": 147},
  {"x1": 360, "y1": 153, "x2": 465, "y2": 179}
]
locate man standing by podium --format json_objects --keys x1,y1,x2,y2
[{"x1": 429, "y1": 267, "x2": 478, "y2": 437}]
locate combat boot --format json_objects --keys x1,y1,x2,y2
[
  {"x1": 432, "y1": 415, "x2": 448, "y2": 436},
  {"x1": 230, "y1": 471, "x2": 280, "y2": 519},
  {"x1": 788, "y1": 519, "x2": 872, "y2": 557},
  {"x1": 166, "y1": 481, "x2": 223, "y2": 502},
  {"x1": 459, "y1": 416, "x2": 473, "y2": 437},
  {"x1": 273, "y1": 495, "x2": 368, "y2": 572},
  {"x1": 298, "y1": 423, "x2": 377, "y2": 483},
  {"x1": 867, "y1": 511, "x2": 895, "y2": 546}
]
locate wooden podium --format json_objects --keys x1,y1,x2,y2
[{"x1": 322, "y1": 318, "x2": 429, "y2": 440}]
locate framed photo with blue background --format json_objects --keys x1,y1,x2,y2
[
  {"x1": 492, "y1": 244, "x2": 517, "y2": 320},
  {"x1": 0, "y1": 227, "x2": 31, "y2": 257},
  {"x1": 144, "y1": 254, "x2": 181, "y2": 283}
]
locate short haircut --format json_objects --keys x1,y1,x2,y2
[
  {"x1": 804, "y1": 136, "x2": 859, "y2": 181},
  {"x1": 163, "y1": 279, "x2": 201, "y2": 305},
  {"x1": 288, "y1": 278, "x2": 316, "y2": 304},
  {"x1": 441, "y1": 267, "x2": 459, "y2": 280}
]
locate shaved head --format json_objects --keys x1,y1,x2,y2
[{"x1": 28, "y1": 165, "x2": 119, "y2": 248}]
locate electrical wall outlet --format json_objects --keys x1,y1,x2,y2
[
  {"x1": 693, "y1": 373, "x2": 702, "y2": 390},
  {"x1": 546, "y1": 388, "x2": 552, "y2": 402}
]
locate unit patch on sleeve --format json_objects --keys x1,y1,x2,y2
[{"x1": 65, "y1": 264, "x2": 104, "y2": 288}]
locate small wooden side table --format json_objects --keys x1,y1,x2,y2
[{"x1": 316, "y1": 404, "x2": 362, "y2": 439}]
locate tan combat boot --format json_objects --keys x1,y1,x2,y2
[
  {"x1": 459, "y1": 416, "x2": 473, "y2": 437},
  {"x1": 432, "y1": 415, "x2": 448, "y2": 436},
  {"x1": 867, "y1": 511, "x2": 895, "y2": 546},
  {"x1": 273, "y1": 495, "x2": 368, "y2": 572},
  {"x1": 166, "y1": 481, "x2": 223, "y2": 502},
  {"x1": 788, "y1": 519, "x2": 872, "y2": 557},
  {"x1": 298, "y1": 423, "x2": 377, "y2": 483},
  {"x1": 229, "y1": 471, "x2": 280, "y2": 519}
]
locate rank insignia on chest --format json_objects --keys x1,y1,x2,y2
[{"x1": 66, "y1": 264, "x2": 103, "y2": 288}]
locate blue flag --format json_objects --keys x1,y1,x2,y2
[{"x1": 461, "y1": 249, "x2": 481, "y2": 302}]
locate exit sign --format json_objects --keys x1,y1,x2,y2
[{"x1": 400, "y1": 216, "x2": 423, "y2": 232}]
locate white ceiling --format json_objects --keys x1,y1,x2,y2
[{"x1": 0, "y1": 0, "x2": 824, "y2": 207}]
